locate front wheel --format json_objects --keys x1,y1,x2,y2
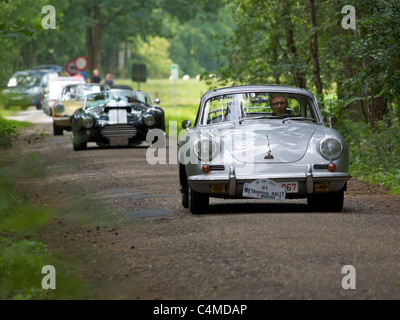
[
  {"x1": 307, "y1": 189, "x2": 344, "y2": 212},
  {"x1": 188, "y1": 186, "x2": 209, "y2": 214},
  {"x1": 181, "y1": 191, "x2": 189, "y2": 208},
  {"x1": 72, "y1": 135, "x2": 87, "y2": 151},
  {"x1": 53, "y1": 122, "x2": 63, "y2": 136}
]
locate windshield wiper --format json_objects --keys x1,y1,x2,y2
[
  {"x1": 239, "y1": 115, "x2": 277, "y2": 124},
  {"x1": 282, "y1": 117, "x2": 318, "y2": 123}
]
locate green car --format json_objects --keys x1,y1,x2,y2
[{"x1": 1, "y1": 69, "x2": 59, "y2": 110}]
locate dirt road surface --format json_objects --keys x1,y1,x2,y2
[{"x1": 3, "y1": 109, "x2": 400, "y2": 300}]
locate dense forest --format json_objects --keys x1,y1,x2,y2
[
  {"x1": 0, "y1": 0, "x2": 233, "y2": 80},
  {"x1": 1, "y1": 0, "x2": 399, "y2": 191}
]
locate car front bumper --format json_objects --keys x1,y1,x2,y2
[
  {"x1": 53, "y1": 116, "x2": 72, "y2": 127},
  {"x1": 187, "y1": 164, "x2": 351, "y2": 198}
]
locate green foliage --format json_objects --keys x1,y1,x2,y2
[
  {"x1": 0, "y1": 238, "x2": 49, "y2": 299},
  {"x1": 337, "y1": 112, "x2": 400, "y2": 194},
  {"x1": 130, "y1": 36, "x2": 174, "y2": 79},
  {"x1": 0, "y1": 153, "x2": 86, "y2": 299},
  {"x1": 0, "y1": 116, "x2": 18, "y2": 148},
  {"x1": 0, "y1": 158, "x2": 52, "y2": 299},
  {"x1": 167, "y1": 8, "x2": 235, "y2": 76},
  {"x1": 339, "y1": 0, "x2": 400, "y2": 99}
]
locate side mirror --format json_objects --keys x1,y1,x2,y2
[
  {"x1": 154, "y1": 98, "x2": 160, "y2": 104},
  {"x1": 329, "y1": 116, "x2": 338, "y2": 128},
  {"x1": 182, "y1": 119, "x2": 191, "y2": 130}
]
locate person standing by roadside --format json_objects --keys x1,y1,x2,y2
[
  {"x1": 103, "y1": 73, "x2": 114, "y2": 87},
  {"x1": 90, "y1": 68, "x2": 101, "y2": 83}
]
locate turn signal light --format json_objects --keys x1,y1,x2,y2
[
  {"x1": 328, "y1": 163, "x2": 336, "y2": 172},
  {"x1": 202, "y1": 164, "x2": 210, "y2": 173}
]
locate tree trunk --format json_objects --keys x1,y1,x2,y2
[
  {"x1": 280, "y1": 0, "x2": 307, "y2": 88},
  {"x1": 93, "y1": 6, "x2": 102, "y2": 72},
  {"x1": 397, "y1": 98, "x2": 400, "y2": 125},
  {"x1": 86, "y1": 6, "x2": 94, "y2": 76},
  {"x1": 271, "y1": 33, "x2": 280, "y2": 84},
  {"x1": 86, "y1": 6, "x2": 102, "y2": 76},
  {"x1": 308, "y1": 0, "x2": 323, "y2": 95},
  {"x1": 368, "y1": 96, "x2": 389, "y2": 128}
]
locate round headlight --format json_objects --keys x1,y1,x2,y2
[
  {"x1": 54, "y1": 104, "x2": 65, "y2": 114},
  {"x1": 143, "y1": 113, "x2": 155, "y2": 127},
  {"x1": 83, "y1": 117, "x2": 94, "y2": 128},
  {"x1": 320, "y1": 138, "x2": 343, "y2": 160},
  {"x1": 194, "y1": 139, "x2": 218, "y2": 162}
]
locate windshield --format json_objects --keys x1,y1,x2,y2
[
  {"x1": 84, "y1": 90, "x2": 152, "y2": 109},
  {"x1": 61, "y1": 85, "x2": 102, "y2": 101},
  {"x1": 201, "y1": 92, "x2": 320, "y2": 125},
  {"x1": 7, "y1": 73, "x2": 41, "y2": 88}
]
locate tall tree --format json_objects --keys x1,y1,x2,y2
[
  {"x1": 308, "y1": 0, "x2": 323, "y2": 95},
  {"x1": 280, "y1": 0, "x2": 307, "y2": 88}
]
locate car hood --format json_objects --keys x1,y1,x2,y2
[
  {"x1": 64, "y1": 100, "x2": 85, "y2": 115},
  {"x1": 85, "y1": 106, "x2": 142, "y2": 124},
  {"x1": 2, "y1": 86, "x2": 36, "y2": 95},
  {"x1": 205, "y1": 122, "x2": 317, "y2": 164}
]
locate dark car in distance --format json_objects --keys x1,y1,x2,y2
[
  {"x1": 71, "y1": 90, "x2": 165, "y2": 150},
  {"x1": 1, "y1": 69, "x2": 59, "y2": 109}
]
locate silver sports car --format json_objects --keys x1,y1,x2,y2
[{"x1": 178, "y1": 85, "x2": 351, "y2": 214}]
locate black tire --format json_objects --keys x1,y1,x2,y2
[
  {"x1": 73, "y1": 137, "x2": 87, "y2": 151},
  {"x1": 307, "y1": 189, "x2": 344, "y2": 212},
  {"x1": 181, "y1": 191, "x2": 189, "y2": 208},
  {"x1": 188, "y1": 186, "x2": 209, "y2": 214},
  {"x1": 36, "y1": 96, "x2": 43, "y2": 110},
  {"x1": 53, "y1": 122, "x2": 63, "y2": 136}
]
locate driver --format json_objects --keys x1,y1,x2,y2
[{"x1": 270, "y1": 94, "x2": 288, "y2": 116}]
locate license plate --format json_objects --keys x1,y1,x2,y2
[
  {"x1": 278, "y1": 182, "x2": 298, "y2": 193},
  {"x1": 12, "y1": 96, "x2": 23, "y2": 100},
  {"x1": 314, "y1": 182, "x2": 329, "y2": 192},
  {"x1": 211, "y1": 185, "x2": 226, "y2": 193},
  {"x1": 109, "y1": 137, "x2": 129, "y2": 146},
  {"x1": 243, "y1": 179, "x2": 286, "y2": 200}
]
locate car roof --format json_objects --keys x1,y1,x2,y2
[
  {"x1": 201, "y1": 85, "x2": 315, "y2": 103},
  {"x1": 13, "y1": 69, "x2": 58, "y2": 75},
  {"x1": 32, "y1": 64, "x2": 63, "y2": 72}
]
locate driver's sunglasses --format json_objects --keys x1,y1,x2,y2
[{"x1": 272, "y1": 101, "x2": 287, "y2": 107}]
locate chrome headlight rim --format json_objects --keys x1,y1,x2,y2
[
  {"x1": 143, "y1": 113, "x2": 156, "y2": 127},
  {"x1": 54, "y1": 104, "x2": 65, "y2": 114},
  {"x1": 193, "y1": 139, "x2": 219, "y2": 162},
  {"x1": 82, "y1": 116, "x2": 94, "y2": 129},
  {"x1": 320, "y1": 137, "x2": 343, "y2": 161}
]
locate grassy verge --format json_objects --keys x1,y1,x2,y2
[
  {"x1": 337, "y1": 114, "x2": 400, "y2": 194},
  {"x1": 0, "y1": 116, "x2": 32, "y2": 148},
  {"x1": 0, "y1": 152, "x2": 85, "y2": 299}
]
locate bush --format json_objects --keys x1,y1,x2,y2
[
  {"x1": 0, "y1": 116, "x2": 18, "y2": 149},
  {"x1": 337, "y1": 112, "x2": 400, "y2": 194}
]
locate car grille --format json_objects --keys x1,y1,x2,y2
[{"x1": 101, "y1": 125, "x2": 138, "y2": 139}]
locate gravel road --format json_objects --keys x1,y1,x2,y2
[{"x1": 4, "y1": 109, "x2": 400, "y2": 300}]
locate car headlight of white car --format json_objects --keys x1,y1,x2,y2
[
  {"x1": 194, "y1": 139, "x2": 219, "y2": 162},
  {"x1": 320, "y1": 137, "x2": 343, "y2": 160}
]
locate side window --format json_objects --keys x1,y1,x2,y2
[{"x1": 288, "y1": 98, "x2": 301, "y2": 116}]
